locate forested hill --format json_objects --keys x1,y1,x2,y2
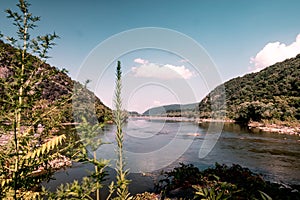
[
  {"x1": 0, "y1": 40, "x2": 112, "y2": 123},
  {"x1": 198, "y1": 54, "x2": 300, "y2": 123},
  {"x1": 143, "y1": 103, "x2": 198, "y2": 116}
]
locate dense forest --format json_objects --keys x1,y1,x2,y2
[
  {"x1": 0, "y1": 40, "x2": 112, "y2": 124},
  {"x1": 198, "y1": 54, "x2": 300, "y2": 124}
]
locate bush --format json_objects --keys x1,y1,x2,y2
[{"x1": 155, "y1": 163, "x2": 300, "y2": 200}]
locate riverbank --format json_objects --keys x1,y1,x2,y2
[
  {"x1": 130, "y1": 116, "x2": 300, "y2": 135},
  {"x1": 249, "y1": 122, "x2": 300, "y2": 136},
  {"x1": 33, "y1": 155, "x2": 72, "y2": 175}
]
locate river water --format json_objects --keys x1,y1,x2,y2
[{"x1": 46, "y1": 118, "x2": 300, "y2": 196}]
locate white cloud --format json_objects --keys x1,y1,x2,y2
[
  {"x1": 134, "y1": 58, "x2": 149, "y2": 64},
  {"x1": 250, "y1": 34, "x2": 300, "y2": 72},
  {"x1": 131, "y1": 59, "x2": 194, "y2": 80}
]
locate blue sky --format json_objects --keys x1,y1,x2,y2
[{"x1": 1, "y1": 0, "x2": 300, "y2": 112}]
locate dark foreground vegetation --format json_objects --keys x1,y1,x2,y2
[{"x1": 151, "y1": 163, "x2": 300, "y2": 200}]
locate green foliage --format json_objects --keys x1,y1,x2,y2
[
  {"x1": 39, "y1": 117, "x2": 109, "y2": 200},
  {"x1": 72, "y1": 82, "x2": 112, "y2": 124},
  {"x1": 132, "y1": 192, "x2": 159, "y2": 200},
  {"x1": 0, "y1": 134, "x2": 67, "y2": 199},
  {"x1": 76, "y1": 117, "x2": 105, "y2": 152},
  {"x1": 193, "y1": 180, "x2": 235, "y2": 200},
  {"x1": 259, "y1": 191, "x2": 273, "y2": 200},
  {"x1": 155, "y1": 163, "x2": 300, "y2": 200},
  {"x1": 25, "y1": 134, "x2": 66, "y2": 160},
  {"x1": 75, "y1": 117, "x2": 109, "y2": 200},
  {"x1": 155, "y1": 163, "x2": 202, "y2": 199},
  {"x1": 109, "y1": 61, "x2": 132, "y2": 200},
  {"x1": 198, "y1": 55, "x2": 300, "y2": 124},
  {"x1": 42, "y1": 177, "x2": 98, "y2": 200},
  {"x1": 34, "y1": 104, "x2": 110, "y2": 200}
]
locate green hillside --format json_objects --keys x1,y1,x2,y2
[
  {"x1": 143, "y1": 103, "x2": 198, "y2": 117},
  {"x1": 198, "y1": 54, "x2": 300, "y2": 123},
  {"x1": 0, "y1": 40, "x2": 112, "y2": 123}
]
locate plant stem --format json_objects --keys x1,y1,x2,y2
[
  {"x1": 114, "y1": 61, "x2": 130, "y2": 199},
  {"x1": 94, "y1": 150, "x2": 100, "y2": 200}
]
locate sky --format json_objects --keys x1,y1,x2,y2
[{"x1": 1, "y1": 0, "x2": 300, "y2": 113}]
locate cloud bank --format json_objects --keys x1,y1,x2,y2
[
  {"x1": 131, "y1": 58, "x2": 194, "y2": 80},
  {"x1": 250, "y1": 34, "x2": 300, "y2": 72}
]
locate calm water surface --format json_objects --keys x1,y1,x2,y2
[
  {"x1": 99, "y1": 119, "x2": 300, "y2": 184},
  {"x1": 46, "y1": 119, "x2": 300, "y2": 196}
]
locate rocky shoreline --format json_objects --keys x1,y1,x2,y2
[
  {"x1": 248, "y1": 122, "x2": 300, "y2": 136},
  {"x1": 33, "y1": 155, "x2": 72, "y2": 175}
]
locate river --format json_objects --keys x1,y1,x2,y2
[{"x1": 45, "y1": 118, "x2": 300, "y2": 196}]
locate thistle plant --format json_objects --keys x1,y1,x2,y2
[{"x1": 109, "y1": 61, "x2": 131, "y2": 200}]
